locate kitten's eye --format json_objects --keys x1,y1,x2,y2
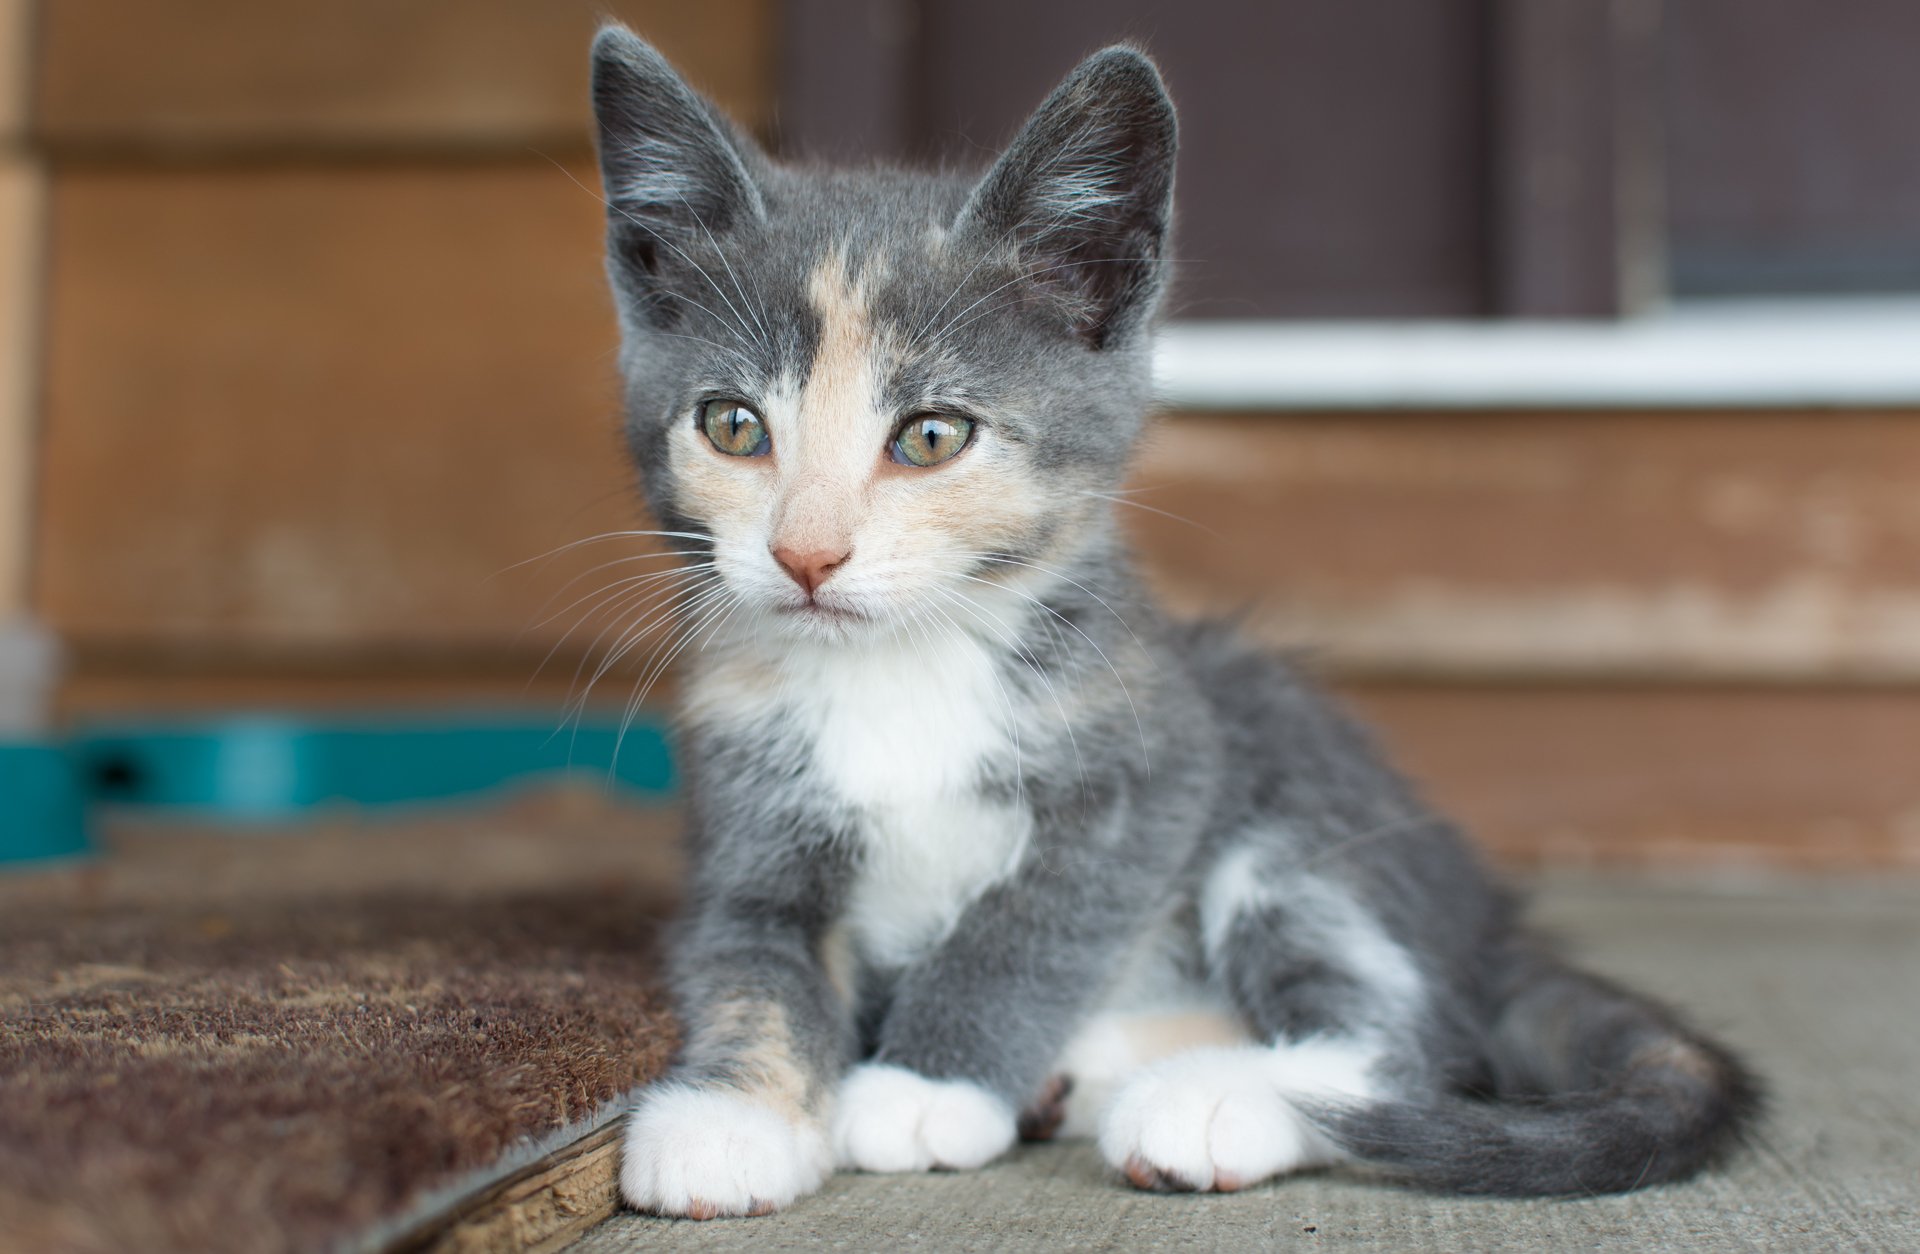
[
  {"x1": 890, "y1": 414, "x2": 974, "y2": 468},
  {"x1": 699, "y1": 400, "x2": 769, "y2": 457}
]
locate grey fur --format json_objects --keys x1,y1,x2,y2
[{"x1": 589, "y1": 25, "x2": 1757, "y2": 1206}]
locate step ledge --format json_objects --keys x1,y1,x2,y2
[{"x1": 1153, "y1": 296, "x2": 1920, "y2": 411}]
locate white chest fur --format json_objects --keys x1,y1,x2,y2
[{"x1": 690, "y1": 633, "x2": 1033, "y2": 969}]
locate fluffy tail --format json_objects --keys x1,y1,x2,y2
[{"x1": 1317, "y1": 948, "x2": 1762, "y2": 1197}]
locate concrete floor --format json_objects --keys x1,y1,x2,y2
[{"x1": 572, "y1": 877, "x2": 1920, "y2": 1253}]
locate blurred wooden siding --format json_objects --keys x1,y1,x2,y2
[
  {"x1": 38, "y1": 163, "x2": 636, "y2": 650},
  {"x1": 1, "y1": 0, "x2": 38, "y2": 616},
  {"x1": 17, "y1": 3, "x2": 1920, "y2": 871},
  {"x1": 31, "y1": 1, "x2": 771, "y2": 656},
  {"x1": 1133, "y1": 413, "x2": 1920, "y2": 683},
  {"x1": 32, "y1": 1, "x2": 776, "y2": 151}
]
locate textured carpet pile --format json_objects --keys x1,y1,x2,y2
[{"x1": 0, "y1": 806, "x2": 680, "y2": 1254}]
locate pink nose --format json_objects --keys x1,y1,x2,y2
[{"x1": 771, "y1": 545, "x2": 851, "y2": 597}]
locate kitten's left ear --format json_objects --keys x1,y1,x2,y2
[
  {"x1": 590, "y1": 25, "x2": 766, "y2": 292},
  {"x1": 954, "y1": 46, "x2": 1177, "y2": 348}
]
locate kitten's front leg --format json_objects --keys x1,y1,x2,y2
[
  {"x1": 623, "y1": 952, "x2": 848, "y2": 1217},
  {"x1": 622, "y1": 818, "x2": 857, "y2": 1218},
  {"x1": 833, "y1": 798, "x2": 1165, "y2": 1174}
]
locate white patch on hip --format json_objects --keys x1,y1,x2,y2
[
  {"x1": 832, "y1": 1062, "x2": 1017, "y2": 1173},
  {"x1": 621, "y1": 1083, "x2": 831, "y2": 1218},
  {"x1": 1199, "y1": 840, "x2": 1426, "y2": 1017},
  {"x1": 1097, "y1": 1037, "x2": 1381, "y2": 1193}
]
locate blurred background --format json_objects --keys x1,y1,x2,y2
[{"x1": 4, "y1": 0, "x2": 1920, "y2": 872}]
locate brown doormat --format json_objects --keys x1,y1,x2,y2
[{"x1": 0, "y1": 803, "x2": 682, "y2": 1254}]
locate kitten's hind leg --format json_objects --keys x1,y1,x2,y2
[{"x1": 1097, "y1": 842, "x2": 1433, "y2": 1193}]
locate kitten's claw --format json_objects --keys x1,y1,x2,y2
[
  {"x1": 621, "y1": 1083, "x2": 830, "y2": 1218},
  {"x1": 832, "y1": 1063, "x2": 1017, "y2": 1172}
]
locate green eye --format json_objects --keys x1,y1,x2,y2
[
  {"x1": 699, "y1": 400, "x2": 769, "y2": 457},
  {"x1": 890, "y1": 414, "x2": 974, "y2": 467}
]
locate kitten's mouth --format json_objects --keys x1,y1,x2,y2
[{"x1": 782, "y1": 599, "x2": 868, "y2": 624}]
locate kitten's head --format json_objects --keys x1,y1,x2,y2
[{"x1": 590, "y1": 27, "x2": 1176, "y2": 642}]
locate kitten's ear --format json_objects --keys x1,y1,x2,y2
[
  {"x1": 590, "y1": 25, "x2": 765, "y2": 285},
  {"x1": 954, "y1": 47, "x2": 1177, "y2": 348}
]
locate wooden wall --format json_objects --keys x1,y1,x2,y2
[
  {"x1": 1, "y1": 0, "x2": 38, "y2": 617},
  {"x1": 11, "y1": 3, "x2": 1918, "y2": 872},
  {"x1": 30, "y1": 1, "x2": 771, "y2": 660},
  {"x1": 30, "y1": 2, "x2": 776, "y2": 151},
  {"x1": 1126, "y1": 412, "x2": 1920, "y2": 872}
]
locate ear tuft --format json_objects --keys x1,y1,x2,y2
[
  {"x1": 955, "y1": 46, "x2": 1177, "y2": 348},
  {"x1": 590, "y1": 24, "x2": 764, "y2": 292}
]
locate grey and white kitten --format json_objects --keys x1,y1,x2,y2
[{"x1": 588, "y1": 26, "x2": 1757, "y2": 1217}]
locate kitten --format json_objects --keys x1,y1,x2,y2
[{"x1": 587, "y1": 26, "x2": 1758, "y2": 1218}]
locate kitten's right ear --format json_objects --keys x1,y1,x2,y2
[{"x1": 590, "y1": 25, "x2": 765, "y2": 282}]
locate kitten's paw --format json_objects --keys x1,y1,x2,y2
[
  {"x1": 1097, "y1": 1046, "x2": 1343, "y2": 1193},
  {"x1": 621, "y1": 1083, "x2": 830, "y2": 1218},
  {"x1": 831, "y1": 1063, "x2": 1017, "y2": 1173}
]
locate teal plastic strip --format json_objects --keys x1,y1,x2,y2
[
  {"x1": 0, "y1": 713, "x2": 679, "y2": 864},
  {"x1": 0, "y1": 740, "x2": 89, "y2": 864},
  {"x1": 73, "y1": 714, "x2": 678, "y2": 819}
]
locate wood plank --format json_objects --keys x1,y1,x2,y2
[
  {"x1": 1129, "y1": 411, "x2": 1920, "y2": 681},
  {"x1": 387, "y1": 1124, "x2": 622, "y2": 1254},
  {"x1": 0, "y1": 157, "x2": 40, "y2": 616},
  {"x1": 1343, "y1": 680, "x2": 1920, "y2": 872},
  {"x1": 0, "y1": 0, "x2": 30, "y2": 143},
  {"x1": 53, "y1": 653, "x2": 640, "y2": 718},
  {"x1": 35, "y1": 160, "x2": 657, "y2": 650},
  {"x1": 32, "y1": 0, "x2": 774, "y2": 153}
]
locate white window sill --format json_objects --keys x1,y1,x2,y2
[{"x1": 1152, "y1": 296, "x2": 1920, "y2": 411}]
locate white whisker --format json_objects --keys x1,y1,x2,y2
[
  {"x1": 934, "y1": 584, "x2": 1091, "y2": 809},
  {"x1": 542, "y1": 154, "x2": 765, "y2": 354},
  {"x1": 674, "y1": 188, "x2": 775, "y2": 350},
  {"x1": 922, "y1": 597, "x2": 1025, "y2": 810},
  {"x1": 953, "y1": 569, "x2": 1150, "y2": 779},
  {"x1": 1079, "y1": 490, "x2": 1218, "y2": 537},
  {"x1": 557, "y1": 575, "x2": 726, "y2": 731},
  {"x1": 971, "y1": 553, "x2": 1149, "y2": 657},
  {"x1": 525, "y1": 559, "x2": 716, "y2": 636},
  {"x1": 924, "y1": 256, "x2": 1155, "y2": 347},
  {"x1": 526, "y1": 568, "x2": 716, "y2": 701},
  {"x1": 497, "y1": 529, "x2": 715, "y2": 576}
]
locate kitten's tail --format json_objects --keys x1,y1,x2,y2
[{"x1": 1316, "y1": 948, "x2": 1762, "y2": 1197}]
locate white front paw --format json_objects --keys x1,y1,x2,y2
[
  {"x1": 1097, "y1": 1047, "x2": 1319, "y2": 1193},
  {"x1": 831, "y1": 1063, "x2": 1016, "y2": 1173},
  {"x1": 621, "y1": 1083, "x2": 830, "y2": 1218}
]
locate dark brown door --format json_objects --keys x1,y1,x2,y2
[{"x1": 782, "y1": 0, "x2": 1920, "y2": 318}]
